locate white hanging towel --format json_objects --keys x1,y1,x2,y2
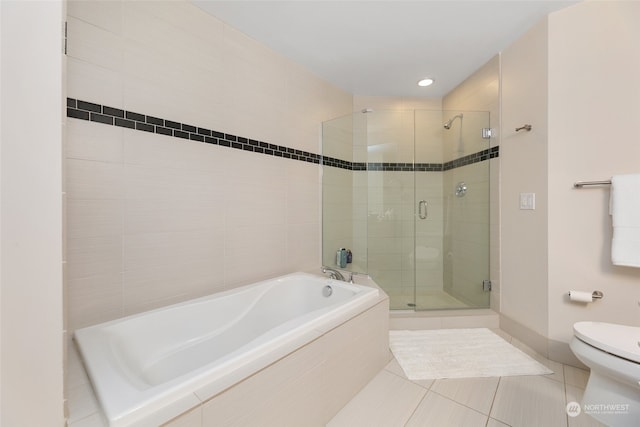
[{"x1": 610, "y1": 174, "x2": 640, "y2": 267}]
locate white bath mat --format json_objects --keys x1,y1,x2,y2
[{"x1": 389, "y1": 328, "x2": 553, "y2": 380}]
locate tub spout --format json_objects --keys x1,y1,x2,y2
[{"x1": 322, "y1": 267, "x2": 345, "y2": 282}]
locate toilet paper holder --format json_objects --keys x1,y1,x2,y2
[{"x1": 568, "y1": 290, "x2": 604, "y2": 301}]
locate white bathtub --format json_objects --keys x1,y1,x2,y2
[{"x1": 74, "y1": 272, "x2": 380, "y2": 427}]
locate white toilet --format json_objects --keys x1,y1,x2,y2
[{"x1": 570, "y1": 321, "x2": 640, "y2": 427}]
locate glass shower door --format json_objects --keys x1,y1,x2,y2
[
  {"x1": 414, "y1": 110, "x2": 491, "y2": 310},
  {"x1": 321, "y1": 109, "x2": 492, "y2": 311},
  {"x1": 364, "y1": 110, "x2": 416, "y2": 310}
]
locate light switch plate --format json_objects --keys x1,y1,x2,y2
[{"x1": 520, "y1": 193, "x2": 535, "y2": 210}]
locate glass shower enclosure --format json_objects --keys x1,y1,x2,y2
[{"x1": 322, "y1": 109, "x2": 492, "y2": 310}]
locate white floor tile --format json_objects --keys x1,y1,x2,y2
[
  {"x1": 511, "y1": 338, "x2": 565, "y2": 383},
  {"x1": 327, "y1": 369, "x2": 427, "y2": 427},
  {"x1": 486, "y1": 418, "x2": 510, "y2": 427},
  {"x1": 564, "y1": 365, "x2": 590, "y2": 389},
  {"x1": 66, "y1": 382, "x2": 101, "y2": 425},
  {"x1": 68, "y1": 412, "x2": 108, "y2": 427},
  {"x1": 384, "y1": 357, "x2": 435, "y2": 389},
  {"x1": 566, "y1": 385, "x2": 608, "y2": 427},
  {"x1": 431, "y1": 376, "x2": 499, "y2": 415},
  {"x1": 491, "y1": 375, "x2": 568, "y2": 427},
  {"x1": 405, "y1": 391, "x2": 488, "y2": 427}
]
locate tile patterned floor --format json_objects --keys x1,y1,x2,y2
[
  {"x1": 68, "y1": 327, "x2": 607, "y2": 427},
  {"x1": 327, "y1": 329, "x2": 606, "y2": 427}
]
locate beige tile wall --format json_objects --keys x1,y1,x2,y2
[
  {"x1": 321, "y1": 114, "x2": 356, "y2": 270},
  {"x1": 66, "y1": 0, "x2": 352, "y2": 330}
]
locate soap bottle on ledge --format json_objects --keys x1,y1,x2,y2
[{"x1": 336, "y1": 248, "x2": 347, "y2": 268}]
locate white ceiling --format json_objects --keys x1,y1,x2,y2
[{"x1": 192, "y1": 1, "x2": 579, "y2": 98}]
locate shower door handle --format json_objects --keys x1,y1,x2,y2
[{"x1": 418, "y1": 200, "x2": 428, "y2": 219}]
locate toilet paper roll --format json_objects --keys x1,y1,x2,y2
[{"x1": 569, "y1": 290, "x2": 593, "y2": 303}]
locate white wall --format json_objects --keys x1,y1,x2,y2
[
  {"x1": 547, "y1": 1, "x2": 640, "y2": 347},
  {"x1": 500, "y1": 1, "x2": 640, "y2": 362},
  {"x1": 0, "y1": 1, "x2": 65, "y2": 425},
  {"x1": 500, "y1": 17, "x2": 550, "y2": 339},
  {"x1": 66, "y1": 0, "x2": 352, "y2": 330}
]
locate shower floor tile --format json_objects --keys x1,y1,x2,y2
[{"x1": 388, "y1": 289, "x2": 471, "y2": 310}]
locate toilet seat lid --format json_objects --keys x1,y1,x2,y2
[{"x1": 574, "y1": 321, "x2": 640, "y2": 363}]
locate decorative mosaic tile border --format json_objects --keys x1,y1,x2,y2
[
  {"x1": 443, "y1": 146, "x2": 499, "y2": 171},
  {"x1": 66, "y1": 98, "x2": 498, "y2": 171},
  {"x1": 66, "y1": 98, "x2": 321, "y2": 164}
]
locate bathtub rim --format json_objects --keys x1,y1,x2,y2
[{"x1": 73, "y1": 271, "x2": 381, "y2": 427}]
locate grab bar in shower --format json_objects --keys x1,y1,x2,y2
[
  {"x1": 573, "y1": 180, "x2": 612, "y2": 188},
  {"x1": 418, "y1": 200, "x2": 428, "y2": 219}
]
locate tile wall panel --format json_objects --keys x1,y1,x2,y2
[
  {"x1": 66, "y1": 0, "x2": 352, "y2": 329},
  {"x1": 66, "y1": 0, "x2": 499, "y2": 328}
]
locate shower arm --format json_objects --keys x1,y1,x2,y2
[{"x1": 443, "y1": 113, "x2": 463, "y2": 130}]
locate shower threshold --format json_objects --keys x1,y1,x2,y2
[
  {"x1": 389, "y1": 289, "x2": 473, "y2": 311},
  {"x1": 389, "y1": 308, "x2": 498, "y2": 330}
]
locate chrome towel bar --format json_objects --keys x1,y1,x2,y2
[
  {"x1": 515, "y1": 124, "x2": 532, "y2": 132},
  {"x1": 573, "y1": 180, "x2": 612, "y2": 188}
]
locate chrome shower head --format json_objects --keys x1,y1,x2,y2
[{"x1": 443, "y1": 113, "x2": 463, "y2": 130}]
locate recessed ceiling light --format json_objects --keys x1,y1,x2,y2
[{"x1": 417, "y1": 78, "x2": 434, "y2": 87}]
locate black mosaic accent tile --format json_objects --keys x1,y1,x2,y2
[
  {"x1": 90, "y1": 112, "x2": 113, "y2": 125},
  {"x1": 174, "y1": 130, "x2": 189, "y2": 139},
  {"x1": 126, "y1": 111, "x2": 145, "y2": 122},
  {"x1": 136, "y1": 122, "x2": 154, "y2": 133},
  {"x1": 156, "y1": 126, "x2": 172, "y2": 136},
  {"x1": 115, "y1": 118, "x2": 135, "y2": 129},
  {"x1": 442, "y1": 147, "x2": 497, "y2": 171},
  {"x1": 67, "y1": 108, "x2": 89, "y2": 120},
  {"x1": 165, "y1": 120, "x2": 181, "y2": 130},
  {"x1": 104, "y1": 106, "x2": 124, "y2": 118},
  {"x1": 147, "y1": 116, "x2": 164, "y2": 126},
  {"x1": 65, "y1": 98, "x2": 499, "y2": 172},
  {"x1": 78, "y1": 100, "x2": 102, "y2": 113}
]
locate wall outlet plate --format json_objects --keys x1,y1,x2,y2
[{"x1": 519, "y1": 192, "x2": 535, "y2": 210}]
